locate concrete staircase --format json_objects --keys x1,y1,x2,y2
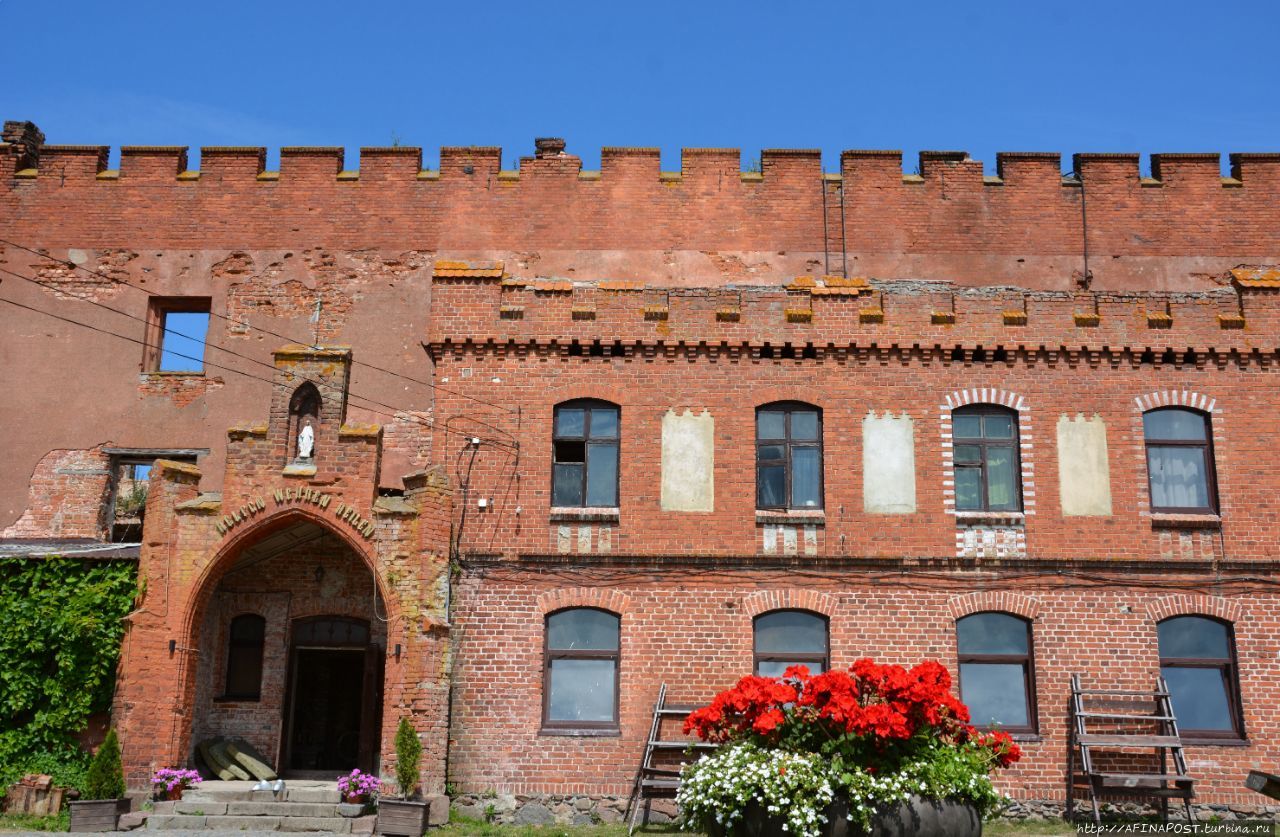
[{"x1": 145, "y1": 780, "x2": 375, "y2": 833}]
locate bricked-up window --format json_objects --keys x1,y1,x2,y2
[
  {"x1": 222, "y1": 614, "x2": 266, "y2": 701},
  {"x1": 1158, "y1": 616, "x2": 1243, "y2": 739},
  {"x1": 956, "y1": 612, "x2": 1036, "y2": 734},
  {"x1": 543, "y1": 608, "x2": 620, "y2": 729},
  {"x1": 145, "y1": 297, "x2": 211, "y2": 373},
  {"x1": 756, "y1": 403, "x2": 823, "y2": 509},
  {"x1": 952, "y1": 405, "x2": 1022, "y2": 512},
  {"x1": 552, "y1": 400, "x2": 619, "y2": 508},
  {"x1": 1143, "y1": 408, "x2": 1218, "y2": 514},
  {"x1": 753, "y1": 610, "x2": 828, "y2": 676}
]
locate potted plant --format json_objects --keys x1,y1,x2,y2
[
  {"x1": 151, "y1": 768, "x2": 202, "y2": 801},
  {"x1": 677, "y1": 659, "x2": 1022, "y2": 837},
  {"x1": 376, "y1": 718, "x2": 428, "y2": 836},
  {"x1": 69, "y1": 728, "x2": 130, "y2": 832},
  {"x1": 337, "y1": 768, "x2": 381, "y2": 817}
]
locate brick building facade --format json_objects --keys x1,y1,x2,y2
[{"x1": 4, "y1": 119, "x2": 1280, "y2": 818}]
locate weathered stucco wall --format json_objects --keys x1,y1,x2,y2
[{"x1": 660, "y1": 409, "x2": 714, "y2": 512}]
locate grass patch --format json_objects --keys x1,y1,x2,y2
[
  {"x1": 438, "y1": 813, "x2": 1085, "y2": 835},
  {"x1": 985, "y1": 819, "x2": 1077, "y2": 836},
  {"x1": 0, "y1": 811, "x2": 70, "y2": 832}
]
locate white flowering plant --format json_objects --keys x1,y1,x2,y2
[{"x1": 677, "y1": 660, "x2": 1021, "y2": 836}]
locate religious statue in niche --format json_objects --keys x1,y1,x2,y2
[{"x1": 288, "y1": 383, "x2": 321, "y2": 464}]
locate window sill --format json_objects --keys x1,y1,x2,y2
[
  {"x1": 549, "y1": 507, "x2": 620, "y2": 523},
  {"x1": 142, "y1": 370, "x2": 207, "y2": 378},
  {"x1": 756, "y1": 510, "x2": 826, "y2": 526},
  {"x1": 1150, "y1": 513, "x2": 1221, "y2": 530},
  {"x1": 1181, "y1": 737, "x2": 1249, "y2": 747},
  {"x1": 538, "y1": 727, "x2": 621, "y2": 737},
  {"x1": 954, "y1": 510, "x2": 1025, "y2": 526},
  {"x1": 1010, "y1": 733, "x2": 1042, "y2": 744}
]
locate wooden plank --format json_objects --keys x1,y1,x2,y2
[
  {"x1": 1246, "y1": 770, "x2": 1280, "y2": 801},
  {"x1": 1078, "y1": 734, "x2": 1182, "y2": 747},
  {"x1": 1079, "y1": 712, "x2": 1175, "y2": 721},
  {"x1": 1096, "y1": 774, "x2": 1194, "y2": 787}
]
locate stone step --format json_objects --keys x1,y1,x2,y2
[
  {"x1": 180, "y1": 780, "x2": 342, "y2": 805},
  {"x1": 172, "y1": 800, "x2": 343, "y2": 817},
  {"x1": 148, "y1": 813, "x2": 366, "y2": 832}
]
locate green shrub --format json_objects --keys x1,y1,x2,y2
[
  {"x1": 394, "y1": 717, "x2": 422, "y2": 800},
  {"x1": 82, "y1": 729, "x2": 124, "y2": 800},
  {"x1": 0, "y1": 558, "x2": 137, "y2": 791}
]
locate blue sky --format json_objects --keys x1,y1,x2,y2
[{"x1": 5, "y1": 0, "x2": 1277, "y2": 174}]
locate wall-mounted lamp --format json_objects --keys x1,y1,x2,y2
[
  {"x1": 168, "y1": 639, "x2": 177, "y2": 655},
  {"x1": 394, "y1": 643, "x2": 402, "y2": 661}
]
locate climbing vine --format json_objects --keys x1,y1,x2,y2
[{"x1": 0, "y1": 558, "x2": 137, "y2": 791}]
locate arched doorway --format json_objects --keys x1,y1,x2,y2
[{"x1": 188, "y1": 515, "x2": 387, "y2": 778}]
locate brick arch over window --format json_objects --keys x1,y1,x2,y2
[
  {"x1": 536, "y1": 587, "x2": 632, "y2": 617},
  {"x1": 742, "y1": 590, "x2": 838, "y2": 619},
  {"x1": 547, "y1": 384, "x2": 630, "y2": 408},
  {"x1": 1133, "y1": 390, "x2": 1218, "y2": 414},
  {"x1": 1145, "y1": 594, "x2": 1242, "y2": 624},
  {"x1": 947, "y1": 592, "x2": 1042, "y2": 621},
  {"x1": 940, "y1": 389, "x2": 1035, "y2": 515}
]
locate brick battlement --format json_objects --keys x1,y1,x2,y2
[
  {"x1": 5, "y1": 122, "x2": 1280, "y2": 288},
  {"x1": 429, "y1": 271, "x2": 1280, "y2": 355}
]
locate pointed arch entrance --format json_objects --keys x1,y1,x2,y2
[{"x1": 185, "y1": 510, "x2": 390, "y2": 778}]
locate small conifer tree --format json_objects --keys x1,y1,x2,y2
[
  {"x1": 394, "y1": 717, "x2": 422, "y2": 800},
  {"x1": 83, "y1": 729, "x2": 125, "y2": 800}
]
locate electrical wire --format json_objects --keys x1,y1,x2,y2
[{"x1": 0, "y1": 237, "x2": 517, "y2": 414}]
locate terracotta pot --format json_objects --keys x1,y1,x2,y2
[{"x1": 710, "y1": 796, "x2": 982, "y2": 837}]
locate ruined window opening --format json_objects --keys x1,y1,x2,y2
[
  {"x1": 542, "y1": 608, "x2": 620, "y2": 730},
  {"x1": 756, "y1": 402, "x2": 823, "y2": 510},
  {"x1": 145, "y1": 297, "x2": 211, "y2": 373},
  {"x1": 956, "y1": 612, "x2": 1037, "y2": 734},
  {"x1": 952, "y1": 405, "x2": 1022, "y2": 512},
  {"x1": 106, "y1": 450, "x2": 201, "y2": 542},
  {"x1": 552, "y1": 400, "x2": 619, "y2": 508},
  {"x1": 1143, "y1": 408, "x2": 1217, "y2": 514},
  {"x1": 288, "y1": 383, "x2": 322, "y2": 462},
  {"x1": 222, "y1": 613, "x2": 266, "y2": 701},
  {"x1": 1158, "y1": 615, "x2": 1243, "y2": 739},
  {"x1": 753, "y1": 610, "x2": 828, "y2": 676}
]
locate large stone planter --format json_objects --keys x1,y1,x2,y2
[{"x1": 712, "y1": 796, "x2": 981, "y2": 837}]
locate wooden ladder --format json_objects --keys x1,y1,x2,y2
[
  {"x1": 821, "y1": 174, "x2": 847, "y2": 279},
  {"x1": 1067, "y1": 674, "x2": 1195, "y2": 825},
  {"x1": 624, "y1": 684, "x2": 715, "y2": 834}
]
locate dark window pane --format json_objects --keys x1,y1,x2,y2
[
  {"x1": 791, "y1": 447, "x2": 822, "y2": 508},
  {"x1": 960, "y1": 663, "x2": 1029, "y2": 728},
  {"x1": 954, "y1": 444, "x2": 982, "y2": 464},
  {"x1": 986, "y1": 447, "x2": 1018, "y2": 509},
  {"x1": 1162, "y1": 666, "x2": 1234, "y2": 731},
  {"x1": 983, "y1": 414, "x2": 1015, "y2": 438},
  {"x1": 589, "y1": 408, "x2": 618, "y2": 439},
  {"x1": 1158, "y1": 617, "x2": 1230, "y2": 660},
  {"x1": 554, "y1": 440, "x2": 586, "y2": 464},
  {"x1": 954, "y1": 414, "x2": 983, "y2": 438},
  {"x1": 553, "y1": 464, "x2": 584, "y2": 506},
  {"x1": 585, "y1": 443, "x2": 618, "y2": 507},
  {"x1": 547, "y1": 609, "x2": 620, "y2": 651},
  {"x1": 758, "y1": 465, "x2": 786, "y2": 507},
  {"x1": 754, "y1": 611, "x2": 827, "y2": 654},
  {"x1": 1144, "y1": 409, "x2": 1208, "y2": 441},
  {"x1": 230, "y1": 615, "x2": 265, "y2": 642},
  {"x1": 548, "y1": 659, "x2": 616, "y2": 722},
  {"x1": 555, "y1": 408, "x2": 585, "y2": 438},
  {"x1": 757, "y1": 445, "x2": 786, "y2": 462},
  {"x1": 790, "y1": 411, "x2": 819, "y2": 441},
  {"x1": 957, "y1": 613, "x2": 1029, "y2": 655},
  {"x1": 1147, "y1": 447, "x2": 1210, "y2": 509},
  {"x1": 757, "y1": 411, "x2": 786, "y2": 439},
  {"x1": 757, "y1": 659, "x2": 825, "y2": 677},
  {"x1": 955, "y1": 467, "x2": 982, "y2": 510}
]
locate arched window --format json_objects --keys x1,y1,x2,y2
[
  {"x1": 543, "y1": 608, "x2": 620, "y2": 729},
  {"x1": 952, "y1": 405, "x2": 1021, "y2": 512},
  {"x1": 753, "y1": 610, "x2": 829, "y2": 676},
  {"x1": 756, "y1": 402, "x2": 823, "y2": 510},
  {"x1": 552, "y1": 400, "x2": 619, "y2": 508},
  {"x1": 223, "y1": 614, "x2": 266, "y2": 701},
  {"x1": 1143, "y1": 408, "x2": 1217, "y2": 513},
  {"x1": 1158, "y1": 616, "x2": 1242, "y2": 738},
  {"x1": 956, "y1": 612, "x2": 1035, "y2": 733}
]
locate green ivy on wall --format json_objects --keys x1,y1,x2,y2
[{"x1": 0, "y1": 558, "x2": 137, "y2": 791}]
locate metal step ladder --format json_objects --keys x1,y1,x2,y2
[
  {"x1": 1067, "y1": 674, "x2": 1196, "y2": 824},
  {"x1": 624, "y1": 684, "x2": 715, "y2": 833}
]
